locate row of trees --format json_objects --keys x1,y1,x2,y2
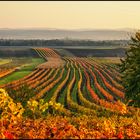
[{"x1": 0, "y1": 39, "x2": 128, "y2": 46}]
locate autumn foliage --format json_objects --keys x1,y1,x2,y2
[{"x1": 0, "y1": 47, "x2": 140, "y2": 139}]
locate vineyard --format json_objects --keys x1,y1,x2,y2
[
  {"x1": 0, "y1": 47, "x2": 140, "y2": 139},
  {"x1": 0, "y1": 58, "x2": 30, "y2": 79}
]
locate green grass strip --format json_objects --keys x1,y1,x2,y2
[{"x1": 0, "y1": 58, "x2": 45, "y2": 85}]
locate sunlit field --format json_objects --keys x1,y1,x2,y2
[{"x1": 0, "y1": 47, "x2": 139, "y2": 139}]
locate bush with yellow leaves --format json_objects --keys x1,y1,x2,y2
[
  {"x1": 0, "y1": 88, "x2": 140, "y2": 139},
  {"x1": 26, "y1": 99, "x2": 64, "y2": 119},
  {"x1": 0, "y1": 88, "x2": 24, "y2": 122}
]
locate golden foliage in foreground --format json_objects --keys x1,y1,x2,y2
[{"x1": 0, "y1": 89, "x2": 140, "y2": 139}]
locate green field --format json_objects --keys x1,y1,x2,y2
[{"x1": 0, "y1": 58, "x2": 44, "y2": 85}]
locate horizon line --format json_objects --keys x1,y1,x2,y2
[{"x1": 0, "y1": 27, "x2": 138, "y2": 31}]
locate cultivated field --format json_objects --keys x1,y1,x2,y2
[
  {"x1": 0, "y1": 47, "x2": 140, "y2": 139},
  {"x1": 0, "y1": 57, "x2": 45, "y2": 85}
]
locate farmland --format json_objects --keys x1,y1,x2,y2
[
  {"x1": 0, "y1": 47, "x2": 140, "y2": 139},
  {"x1": 0, "y1": 58, "x2": 45, "y2": 85}
]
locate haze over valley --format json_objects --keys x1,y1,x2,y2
[{"x1": 0, "y1": 28, "x2": 135, "y2": 40}]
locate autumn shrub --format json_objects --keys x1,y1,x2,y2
[
  {"x1": 24, "y1": 99, "x2": 64, "y2": 119},
  {"x1": 0, "y1": 88, "x2": 140, "y2": 139},
  {"x1": 0, "y1": 113, "x2": 140, "y2": 139},
  {"x1": 5, "y1": 84, "x2": 35, "y2": 107}
]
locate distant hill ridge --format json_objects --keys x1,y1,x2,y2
[{"x1": 0, "y1": 28, "x2": 136, "y2": 40}]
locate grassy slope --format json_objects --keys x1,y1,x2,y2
[
  {"x1": 0, "y1": 58, "x2": 12, "y2": 65},
  {"x1": 90, "y1": 57, "x2": 121, "y2": 64},
  {"x1": 0, "y1": 58, "x2": 44, "y2": 85}
]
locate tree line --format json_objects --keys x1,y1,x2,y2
[{"x1": 0, "y1": 39, "x2": 129, "y2": 46}]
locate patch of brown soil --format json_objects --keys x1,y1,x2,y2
[{"x1": 37, "y1": 57, "x2": 65, "y2": 69}]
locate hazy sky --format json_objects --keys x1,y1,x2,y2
[{"x1": 0, "y1": 1, "x2": 140, "y2": 29}]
